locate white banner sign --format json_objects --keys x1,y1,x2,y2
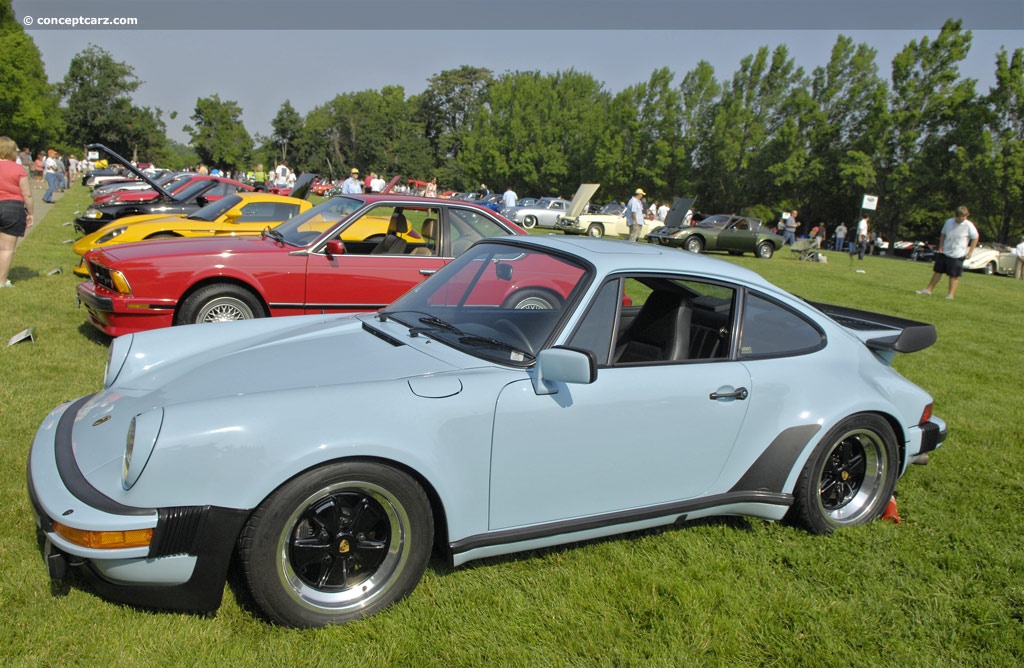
[{"x1": 862, "y1": 194, "x2": 879, "y2": 210}]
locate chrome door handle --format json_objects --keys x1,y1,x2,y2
[
  {"x1": 419, "y1": 269, "x2": 436, "y2": 276},
  {"x1": 710, "y1": 387, "x2": 748, "y2": 401}
]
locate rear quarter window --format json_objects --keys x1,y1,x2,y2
[{"x1": 738, "y1": 292, "x2": 824, "y2": 359}]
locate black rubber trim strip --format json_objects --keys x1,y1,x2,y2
[
  {"x1": 449, "y1": 490, "x2": 791, "y2": 555},
  {"x1": 54, "y1": 395, "x2": 151, "y2": 516}
]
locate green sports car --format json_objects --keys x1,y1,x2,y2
[{"x1": 647, "y1": 214, "x2": 784, "y2": 259}]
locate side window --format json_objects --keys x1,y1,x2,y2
[
  {"x1": 567, "y1": 279, "x2": 622, "y2": 366},
  {"x1": 568, "y1": 276, "x2": 736, "y2": 366},
  {"x1": 448, "y1": 209, "x2": 509, "y2": 257},
  {"x1": 738, "y1": 293, "x2": 824, "y2": 359},
  {"x1": 237, "y1": 202, "x2": 299, "y2": 223}
]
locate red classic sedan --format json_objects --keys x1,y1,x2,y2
[{"x1": 77, "y1": 194, "x2": 528, "y2": 336}]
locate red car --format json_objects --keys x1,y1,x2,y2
[
  {"x1": 77, "y1": 194, "x2": 527, "y2": 336},
  {"x1": 91, "y1": 175, "x2": 249, "y2": 205}
]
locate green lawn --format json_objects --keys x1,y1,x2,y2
[{"x1": 2, "y1": 186, "x2": 1023, "y2": 666}]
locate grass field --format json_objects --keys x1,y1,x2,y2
[{"x1": 2, "y1": 186, "x2": 1023, "y2": 666}]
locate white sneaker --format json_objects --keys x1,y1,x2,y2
[
  {"x1": 945, "y1": 295, "x2": 954, "y2": 300},
  {"x1": 0, "y1": 280, "x2": 13, "y2": 288},
  {"x1": 915, "y1": 289, "x2": 931, "y2": 295}
]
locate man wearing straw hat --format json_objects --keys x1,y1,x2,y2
[{"x1": 627, "y1": 188, "x2": 646, "y2": 242}]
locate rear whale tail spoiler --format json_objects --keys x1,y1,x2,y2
[{"x1": 810, "y1": 301, "x2": 936, "y2": 354}]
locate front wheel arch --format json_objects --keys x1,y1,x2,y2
[
  {"x1": 238, "y1": 459, "x2": 435, "y2": 628},
  {"x1": 175, "y1": 279, "x2": 269, "y2": 326}
]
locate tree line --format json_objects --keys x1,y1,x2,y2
[{"x1": 3, "y1": 4, "x2": 1021, "y2": 244}]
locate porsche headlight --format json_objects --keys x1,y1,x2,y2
[
  {"x1": 104, "y1": 333, "x2": 133, "y2": 387},
  {"x1": 123, "y1": 407, "x2": 163, "y2": 490},
  {"x1": 97, "y1": 226, "x2": 129, "y2": 244},
  {"x1": 83, "y1": 207, "x2": 103, "y2": 219}
]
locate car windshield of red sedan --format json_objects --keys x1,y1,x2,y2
[
  {"x1": 381, "y1": 242, "x2": 590, "y2": 365},
  {"x1": 268, "y1": 196, "x2": 364, "y2": 246}
]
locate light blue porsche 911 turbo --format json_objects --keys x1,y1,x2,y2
[{"x1": 28, "y1": 235, "x2": 946, "y2": 628}]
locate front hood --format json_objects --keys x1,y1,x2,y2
[
  {"x1": 91, "y1": 234, "x2": 275, "y2": 266},
  {"x1": 564, "y1": 183, "x2": 600, "y2": 219},
  {"x1": 102, "y1": 314, "x2": 456, "y2": 405}
]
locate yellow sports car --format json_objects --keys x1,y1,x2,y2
[{"x1": 72, "y1": 192, "x2": 313, "y2": 276}]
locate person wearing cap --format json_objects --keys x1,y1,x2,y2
[
  {"x1": 626, "y1": 188, "x2": 646, "y2": 242},
  {"x1": 342, "y1": 168, "x2": 363, "y2": 194}
]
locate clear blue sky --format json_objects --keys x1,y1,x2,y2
[{"x1": 12, "y1": 1, "x2": 1023, "y2": 144}]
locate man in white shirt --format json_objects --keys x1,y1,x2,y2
[
  {"x1": 370, "y1": 173, "x2": 386, "y2": 192},
  {"x1": 274, "y1": 162, "x2": 289, "y2": 188},
  {"x1": 916, "y1": 206, "x2": 980, "y2": 300},
  {"x1": 626, "y1": 188, "x2": 646, "y2": 242},
  {"x1": 502, "y1": 186, "x2": 518, "y2": 209}
]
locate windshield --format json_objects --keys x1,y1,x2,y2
[
  {"x1": 696, "y1": 214, "x2": 731, "y2": 229},
  {"x1": 172, "y1": 180, "x2": 215, "y2": 202},
  {"x1": 598, "y1": 202, "x2": 624, "y2": 215},
  {"x1": 382, "y1": 242, "x2": 590, "y2": 365},
  {"x1": 187, "y1": 194, "x2": 242, "y2": 221},
  {"x1": 269, "y1": 196, "x2": 364, "y2": 246}
]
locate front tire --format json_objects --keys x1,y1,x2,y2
[
  {"x1": 684, "y1": 236, "x2": 704, "y2": 253},
  {"x1": 522, "y1": 215, "x2": 537, "y2": 229},
  {"x1": 239, "y1": 461, "x2": 433, "y2": 628},
  {"x1": 984, "y1": 261, "x2": 995, "y2": 275},
  {"x1": 787, "y1": 414, "x2": 898, "y2": 534},
  {"x1": 586, "y1": 223, "x2": 604, "y2": 238},
  {"x1": 176, "y1": 284, "x2": 267, "y2": 325},
  {"x1": 756, "y1": 241, "x2": 775, "y2": 259}
]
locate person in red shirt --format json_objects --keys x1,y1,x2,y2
[{"x1": 0, "y1": 136, "x2": 35, "y2": 288}]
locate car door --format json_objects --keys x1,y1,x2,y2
[
  {"x1": 716, "y1": 218, "x2": 757, "y2": 253},
  {"x1": 487, "y1": 276, "x2": 752, "y2": 530},
  {"x1": 303, "y1": 203, "x2": 447, "y2": 313}
]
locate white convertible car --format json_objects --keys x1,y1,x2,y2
[{"x1": 29, "y1": 236, "x2": 946, "y2": 628}]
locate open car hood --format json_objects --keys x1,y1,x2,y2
[
  {"x1": 289, "y1": 172, "x2": 316, "y2": 200},
  {"x1": 662, "y1": 197, "x2": 696, "y2": 228},
  {"x1": 87, "y1": 143, "x2": 174, "y2": 200},
  {"x1": 564, "y1": 183, "x2": 601, "y2": 219}
]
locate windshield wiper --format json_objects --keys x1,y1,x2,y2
[
  {"x1": 262, "y1": 226, "x2": 285, "y2": 243},
  {"x1": 457, "y1": 334, "x2": 535, "y2": 361}
]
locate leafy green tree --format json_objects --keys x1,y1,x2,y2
[
  {"x1": 695, "y1": 45, "x2": 807, "y2": 214},
  {"x1": 463, "y1": 70, "x2": 609, "y2": 196},
  {"x1": 881, "y1": 19, "x2": 977, "y2": 241},
  {"x1": 675, "y1": 60, "x2": 722, "y2": 204},
  {"x1": 271, "y1": 99, "x2": 302, "y2": 163},
  {"x1": 804, "y1": 35, "x2": 890, "y2": 228},
  {"x1": 953, "y1": 47, "x2": 1024, "y2": 244},
  {"x1": 184, "y1": 94, "x2": 253, "y2": 171},
  {"x1": 416, "y1": 66, "x2": 493, "y2": 187},
  {"x1": 0, "y1": 0, "x2": 63, "y2": 149}
]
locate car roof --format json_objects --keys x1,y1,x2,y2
[{"x1": 479, "y1": 235, "x2": 777, "y2": 289}]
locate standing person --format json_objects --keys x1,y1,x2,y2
[
  {"x1": 783, "y1": 210, "x2": 800, "y2": 245},
  {"x1": 1012, "y1": 236, "x2": 1024, "y2": 281},
  {"x1": 341, "y1": 168, "x2": 363, "y2": 194},
  {"x1": 370, "y1": 173, "x2": 386, "y2": 192},
  {"x1": 834, "y1": 221, "x2": 847, "y2": 251},
  {"x1": 850, "y1": 215, "x2": 870, "y2": 260},
  {"x1": 18, "y1": 147, "x2": 31, "y2": 177},
  {"x1": 273, "y1": 161, "x2": 289, "y2": 188},
  {"x1": 42, "y1": 150, "x2": 61, "y2": 203},
  {"x1": 626, "y1": 188, "x2": 646, "y2": 242},
  {"x1": 916, "y1": 206, "x2": 979, "y2": 300},
  {"x1": 478, "y1": 183, "x2": 490, "y2": 199},
  {"x1": 657, "y1": 201, "x2": 669, "y2": 221},
  {"x1": 0, "y1": 137, "x2": 35, "y2": 288},
  {"x1": 425, "y1": 177, "x2": 438, "y2": 198},
  {"x1": 502, "y1": 185, "x2": 518, "y2": 209}
]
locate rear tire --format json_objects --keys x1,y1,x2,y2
[
  {"x1": 177, "y1": 284, "x2": 266, "y2": 325},
  {"x1": 787, "y1": 414, "x2": 898, "y2": 534},
  {"x1": 756, "y1": 241, "x2": 775, "y2": 259},
  {"x1": 501, "y1": 289, "x2": 561, "y2": 310}
]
